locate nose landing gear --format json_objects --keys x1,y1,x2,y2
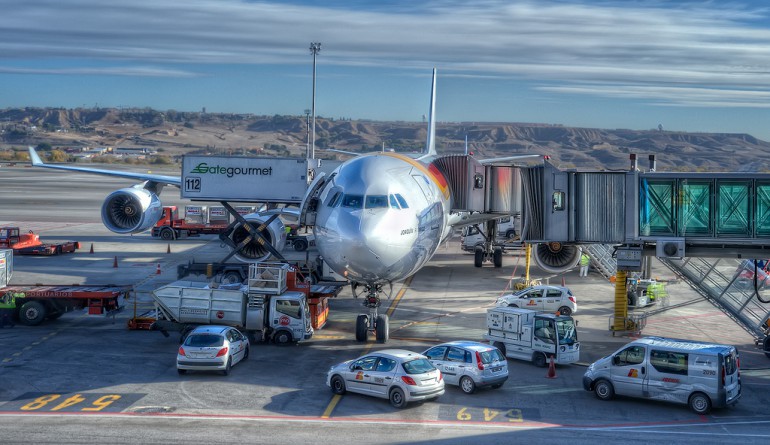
[{"x1": 352, "y1": 282, "x2": 392, "y2": 343}]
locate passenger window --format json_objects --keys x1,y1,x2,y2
[
  {"x1": 389, "y1": 194, "x2": 401, "y2": 209},
  {"x1": 275, "y1": 299, "x2": 301, "y2": 319},
  {"x1": 352, "y1": 356, "x2": 378, "y2": 371},
  {"x1": 447, "y1": 348, "x2": 466, "y2": 362},
  {"x1": 395, "y1": 194, "x2": 409, "y2": 209},
  {"x1": 615, "y1": 346, "x2": 646, "y2": 366},
  {"x1": 547, "y1": 289, "x2": 562, "y2": 298},
  {"x1": 365, "y1": 195, "x2": 388, "y2": 208},
  {"x1": 375, "y1": 358, "x2": 397, "y2": 372},
  {"x1": 425, "y1": 346, "x2": 447, "y2": 360},
  {"x1": 650, "y1": 350, "x2": 688, "y2": 375},
  {"x1": 342, "y1": 194, "x2": 363, "y2": 209}
]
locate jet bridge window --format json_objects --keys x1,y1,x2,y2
[
  {"x1": 552, "y1": 191, "x2": 565, "y2": 211},
  {"x1": 365, "y1": 195, "x2": 388, "y2": 209},
  {"x1": 341, "y1": 194, "x2": 363, "y2": 209}
]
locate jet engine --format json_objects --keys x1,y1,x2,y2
[
  {"x1": 229, "y1": 213, "x2": 286, "y2": 263},
  {"x1": 532, "y1": 242, "x2": 582, "y2": 274},
  {"x1": 101, "y1": 187, "x2": 163, "y2": 234}
]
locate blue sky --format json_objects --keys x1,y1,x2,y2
[{"x1": 3, "y1": 1, "x2": 770, "y2": 140}]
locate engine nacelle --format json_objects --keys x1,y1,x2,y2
[
  {"x1": 230, "y1": 213, "x2": 286, "y2": 263},
  {"x1": 101, "y1": 187, "x2": 163, "y2": 234},
  {"x1": 532, "y1": 242, "x2": 582, "y2": 274}
]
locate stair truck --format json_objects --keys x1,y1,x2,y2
[
  {"x1": 484, "y1": 307, "x2": 580, "y2": 367},
  {"x1": 149, "y1": 262, "x2": 335, "y2": 344},
  {"x1": 0, "y1": 227, "x2": 80, "y2": 255}
]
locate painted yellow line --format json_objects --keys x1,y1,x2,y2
[
  {"x1": 321, "y1": 395, "x2": 341, "y2": 419},
  {"x1": 386, "y1": 275, "x2": 412, "y2": 318}
]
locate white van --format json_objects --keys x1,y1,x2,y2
[
  {"x1": 460, "y1": 216, "x2": 520, "y2": 252},
  {"x1": 582, "y1": 337, "x2": 740, "y2": 414}
]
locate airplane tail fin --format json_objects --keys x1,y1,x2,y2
[{"x1": 425, "y1": 68, "x2": 437, "y2": 156}]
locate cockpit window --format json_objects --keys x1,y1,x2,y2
[
  {"x1": 395, "y1": 194, "x2": 409, "y2": 209},
  {"x1": 389, "y1": 194, "x2": 400, "y2": 209},
  {"x1": 365, "y1": 195, "x2": 388, "y2": 209},
  {"x1": 342, "y1": 194, "x2": 363, "y2": 209},
  {"x1": 326, "y1": 191, "x2": 342, "y2": 207}
]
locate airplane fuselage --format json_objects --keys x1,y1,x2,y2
[{"x1": 314, "y1": 152, "x2": 452, "y2": 285}]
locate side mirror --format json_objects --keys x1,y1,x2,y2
[{"x1": 612, "y1": 356, "x2": 620, "y2": 366}]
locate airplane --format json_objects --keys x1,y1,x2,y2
[{"x1": 27, "y1": 68, "x2": 579, "y2": 342}]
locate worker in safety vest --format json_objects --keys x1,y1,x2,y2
[
  {"x1": 0, "y1": 293, "x2": 16, "y2": 328},
  {"x1": 579, "y1": 252, "x2": 590, "y2": 277}
]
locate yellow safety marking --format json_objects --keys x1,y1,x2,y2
[
  {"x1": 386, "y1": 275, "x2": 413, "y2": 318},
  {"x1": 321, "y1": 395, "x2": 341, "y2": 419}
]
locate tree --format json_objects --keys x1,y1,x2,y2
[
  {"x1": 36, "y1": 142, "x2": 52, "y2": 151},
  {"x1": 50, "y1": 149, "x2": 69, "y2": 162}
]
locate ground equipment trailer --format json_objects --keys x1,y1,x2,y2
[
  {"x1": 484, "y1": 307, "x2": 580, "y2": 367},
  {"x1": 0, "y1": 227, "x2": 80, "y2": 255},
  {"x1": 149, "y1": 263, "x2": 338, "y2": 344},
  {"x1": 151, "y1": 206, "x2": 230, "y2": 240},
  {"x1": 0, "y1": 285, "x2": 129, "y2": 325},
  {"x1": 177, "y1": 255, "x2": 347, "y2": 286}
]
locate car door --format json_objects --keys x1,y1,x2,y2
[
  {"x1": 347, "y1": 356, "x2": 379, "y2": 395},
  {"x1": 231, "y1": 329, "x2": 247, "y2": 364},
  {"x1": 609, "y1": 345, "x2": 647, "y2": 397},
  {"x1": 424, "y1": 345, "x2": 449, "y2": 379},
  {"x1": 543, "y1": 288, "x2": 563, "y2": 312},
  {"x1": 366, "y1": 357, "x2": 398, "y2": 398},
  {"x1": 226, "y1": 329, "x2": 244, "y2": 364},
  {"x1": 443, "y1": 347, "x2": 471, "y2": 385},
  {"x1": 521, "y1": 288, "x2": 543, "y2": 311}
]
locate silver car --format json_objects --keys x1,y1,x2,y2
[
  {"x1": 326, "y1": 349, "x2": 445, "y2": 409},
  {"x1": 423, "y1": 341, "x2": 508, "y2": 394},
  {"x1": 177, "y1": 325, "x2": 250, "y2": 376},
  {"x1": 495, "y1": 285, "x2": 577, "y2": 315}
]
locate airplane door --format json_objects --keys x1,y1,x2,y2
[{"x1": 609, "y1": 346, "x2": 647, "y2": 397}]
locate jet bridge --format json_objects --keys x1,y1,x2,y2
[{"x1": 519, "y1": 155, "x2": 770, "y2": 349}]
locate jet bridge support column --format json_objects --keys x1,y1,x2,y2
[{"x1": 612, "y1": 270, "x2": 628, "y2": 332}]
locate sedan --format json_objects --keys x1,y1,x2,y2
[
  {"x1": 495, "y1": 285, "x2": 577, "y2": 315},
  {"x1": 326, "y1": 349, "x2": 444, "y2": 409},
  {"x1": 423, "y1": 341, "x2": 508, "y2": 394},
  {"x1": 177, "y1": 325, "x2": 250, "y2": 376}
]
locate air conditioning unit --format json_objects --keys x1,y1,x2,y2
[{"x1": 656, "y1": 238, "x2": 685, "y2": 259}]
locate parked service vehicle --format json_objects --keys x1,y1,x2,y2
[
  {"x1": 484, "y1": 307, "x2": 580, "y2": 367},
  {"x1": 422, "y1": 341, "x2": 508, "y2": 394},
  {"x1": 495, "y1": 285, "x2": 577, "y2": 316},
  {"x1": 582, "y1": 337, "x2": 741, "y2": 414},
  {"x1": 326, "y1": 349, "x2": 445, "y2": 409},
  {"x1": 177, "y1": 325, "x2": 249, "y2": 375}
]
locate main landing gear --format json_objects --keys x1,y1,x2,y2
[
  {"x1": 352, "y1": 282, "x2": 391, "y2": 343},
  {"x1": 473, "y1": 219, "x2": 504, "y2": 269}
]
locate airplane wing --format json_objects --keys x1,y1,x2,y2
[{"x1": 28, "y1": 147, "x2": 181, "y2": 187}]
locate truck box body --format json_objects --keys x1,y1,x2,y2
[
  {"x1": 184, "y1": 205, "x2": 208, "y2": 224},
  {"x1": 208, "y1": 206, "x2": 229, "y2": 223}
]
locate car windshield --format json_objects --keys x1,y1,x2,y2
[
  {"x1": 478, "y1": 348, "x2": 505, "y2": 364},
  {"x1": 185, "y1": 334, "x2": 224, "y2": 347},
  {"x1": 402, "y1": 358, "x2": 435, "y2": 375},
  {"x1": 556, "y1": 319, "x2": 578, "y2": 345}
]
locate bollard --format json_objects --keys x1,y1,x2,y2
[{"x1": 156, "y1": 263, "x2": 161, "y2": 275}]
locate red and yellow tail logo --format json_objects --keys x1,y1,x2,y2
[{"x1": 627, "y1": 369, "x2": 639, "y2": 378}]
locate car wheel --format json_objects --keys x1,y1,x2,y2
[
  {"x1": 389, "y1": 387, "x2": 407, "y2": 409},
  {"x1": 558, "y1": 306, "x2": 572, "y2": 316},
  {"x1": 689, "y1": 392, "x2": 712, "y2": 414},
  {"x1": 274, "y1": 330, "x2": 293, "y2": 345},
  {"x1": 474, "y1": 247, "x2": 483, "y2": 268},
  {"x1": 355, "y1": 314, "x2": 368, "y2": 342},
  {"x1": 460, "y1": 376, "x2": 476, "y2": 394},
  {"x1": 222, "y1": 357, "x2": 232, "y2": 376},
  {"x1": 533, "y1": 352, "x2": 547, "y2": 368},
  {"x1": 19, "y1": 301, "x2": 47, "y2": 326},
  {"x1": 242, "y1": 345, "x2": 249, "y2": 361},
  {"x1": 375, "y1": 314, "x2": 389, "y2": 343},
  {"x1": 493, "y1": 342, "x2": 507, "y2": 357},
  {"x1": 177, "y1": 368, "x2": 187, "y2": 375},
  {"x1": 221, "y1": 271, "x2": 242, "y2": 285},
  {"x1": 594, "y1": 379, "x2": 614, "y2": 401},
  {"x1": 331, "y1": 375, "x2": 346, "y2": 395}
]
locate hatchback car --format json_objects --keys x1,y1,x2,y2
[
  {"x1": 495, "y1": 285, "x2": 577, "y2": 315},
  {"x1": 177, "y1": 325, "x2": 249, "y2": 375},
  {"x1": 422, "y1": 341, "x2": 508, "y2": 394},
  {"x1": 326, "y1": 349, "x2": 444, "y2": 409}
]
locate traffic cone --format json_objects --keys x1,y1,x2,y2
[
  {"x1": 156, "y1": 263, "x2": 161, "y2": 275},
  {"x1": 546, "y1": 355, "x2": 557, "y2": 379},
  {"x1": 113, "y1": 256, "x2": 118, "y2": 268},
  {"x1": 166, "y1": 243, "x2": 171, "y2": 254},
  {"x1": 89, "y1": 243, "x2": 94, "y2": 254}
]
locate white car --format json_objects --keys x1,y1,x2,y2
[
  {"x1": 177, "y1": 325, "x2": 250, "y2": 376},
  {"x1": 326, "y1": 349, "x2": 444, "y2": 409},
  {"x1": 495, "y1": 285, "x2": 577, "y2": 315},
  {"x1": 422, "y1": 341, "x2": 508, "y2": 394}
]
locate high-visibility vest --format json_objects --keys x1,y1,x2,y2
[
  {"x1": 0, "y1": 294, "x2": 15, "y2": 309},
  {"x1": 580, "y1": 254, "x2": 590, "y2": 266}
]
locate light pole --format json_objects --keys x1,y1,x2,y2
[
  {"x1": 309, "y1": 42, "x2": 321, "y2": 159},
  {"x1": 304, "y1": 108, "x2": 311, "y2": 159}
]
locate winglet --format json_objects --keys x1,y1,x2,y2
[
  {"x1": 28, "y1": 147, "x2": 44, "y2": 165},
  {"x1": 425, "y1": 68, "x2": 437, "y2": 156}
]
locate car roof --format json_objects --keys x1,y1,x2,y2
[
  {"x1": 188, "y1": 325, "x2": 232, "y2": 335},
  {"x1": 509, "y1": 285, "x2": 568, "y2": 294},
  {"x1": 430, "y1": 341, "x2": 497, "y2": 352},
  {"x1": 372, "y1": 349, "x2": 426, "y2": 360}
]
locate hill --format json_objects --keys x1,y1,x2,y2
[{"x1": 2, "y1": 107, "x2": 769, "y2": 172}]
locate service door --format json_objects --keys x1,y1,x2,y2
[{"x1": 609, "y1": 345, "x2": 647, "y2": 397}]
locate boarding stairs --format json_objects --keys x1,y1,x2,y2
[
  {"x1": 659, "y1": 257, "x2": 770, "y2": 342},
  {"x1": 583, "y1": 244, "x2": 617, "y2": 281}
]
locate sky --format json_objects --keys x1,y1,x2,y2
[{"x1": 3, "y1": 0, "x2": 770, "y2": 140}]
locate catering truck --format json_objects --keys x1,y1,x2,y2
[
  {"x1": 484, "y1": 307, "x2": 580, "y2": 367},
  {"x1": 151, "y1": 206, "x2": 230, "y2": 240},
  {"x1": 149, "y1": 262, "x2": 339, "y2": 344}
]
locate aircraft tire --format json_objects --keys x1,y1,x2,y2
[
  {"x1": 474, "y1": 247, "x2": 484, "y2": 268},
  {"x1": 493, "y1": 248, "x2": 503, "y2": 268},
  {"x1": 375, "y1": 314, "x2": 389, "y2": 343},
  {"x1": 355, "y1": 315, "x2": 368, "y2": 342}
]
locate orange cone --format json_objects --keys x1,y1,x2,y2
[
  {"x1": 89, "y1": 243, "x2": 94, "y2": 254},
  {"x1": 156, "y1": 263, "x2": 161, "y2": 275},
  {"x1": 166, "y1": 243, "x2": 171, "y2": 254},
  {"x1": 113, "y1": 256, "x2": 118, "y2": 268},
  {"x1": 546, "y1": 355, "x2": 557, "y2": 379}
]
